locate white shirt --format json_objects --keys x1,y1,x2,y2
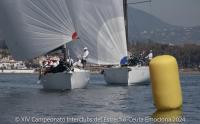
[
  {"x1": 83, "y1": 50, "x2": 89, "y2": 60},
  {"x1": 67, "y1": 58, "x2": 74, "y2": 65},
  {"x1": 146, "y1": 52, "x2": 153, "y2": 60},
  {"x1": 73, "y1": 59, "x2": 83, "y2": 67}
]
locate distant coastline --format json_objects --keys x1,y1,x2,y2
[
  {"x1": 0, "y1": 68, "x2": 199, "y2": 75},
  {"x1": 180, "y1": 68, "x2": 200, "y2": 74},
  {"x1": 0, "y1": 69, "x2": 36, "y2": 74}
]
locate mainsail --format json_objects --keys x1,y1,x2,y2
[
  {"x1": 67, "y1": 0, "x2": 127, "y2": 65},
  {"x1": 0, "y1": 0, "x2": 74, "y2": 60}
]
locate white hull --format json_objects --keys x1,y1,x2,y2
[
  {"x1": 0, "y1": 69, "x2": 35, "y2": 74},
  {"x1": 41, "y1": 70, "x2": 90, "y2": 90},
  {"x1": 104, "y1": 66, "x2": 150, "y2": 85}
]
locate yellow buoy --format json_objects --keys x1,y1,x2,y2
[{"x1": 150, "y1": 55, "x2": 182, "y2": 111}]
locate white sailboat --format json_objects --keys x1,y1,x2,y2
[
  {"x1": 104, "y1": 0, "x2": 150, "y2": 85},
  {"x1": 67, "y1": 0, "x2": 150, "y2": 85},
  {"x1": 0, "y1": 0, "x2": 90, "y2": 90}
]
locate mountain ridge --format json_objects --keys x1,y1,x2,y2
[{"x1": 128, "y1": 7, "x2": 200, "y2": 44}]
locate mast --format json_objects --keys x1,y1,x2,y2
[
  {"x1": 123, "y1": 0, "x2": 128, "y2": 46},
  {"x1": 62, "y1": 44, "x2": 67, "y2": 62}
]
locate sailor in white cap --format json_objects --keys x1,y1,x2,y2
[{"x1": 82, "y1": 47, "x2": 89, "y2": 68}]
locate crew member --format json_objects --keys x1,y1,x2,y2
[
  {"x1": 145, "y1": 50, "x2": 153, "y2": 61},
  {"x1": 82, "y1": 47, "x2": 89, "y2": 68}
]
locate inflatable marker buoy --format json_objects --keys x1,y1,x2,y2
[{"x1": 150, "y1": 55, "x2": 182, "y2": 111}]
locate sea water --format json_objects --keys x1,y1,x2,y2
[{"x1": 0, "y1": 73, "x2": 199, "y2": 124}]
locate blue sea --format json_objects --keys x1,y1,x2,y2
[{"x1": 0, "y1": 73, "x2": 199, "y2": 124}]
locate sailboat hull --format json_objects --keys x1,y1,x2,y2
[
  {"x1": 104, "y1": 66, "x2": 150, "y2": 85},
  {"x1": 41, "y1": 70, "x2": 90, "y2": 90}
]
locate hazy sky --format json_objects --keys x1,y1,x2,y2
[{"x1": 128, "y1": 0, "x2": 200, "y2": 27}]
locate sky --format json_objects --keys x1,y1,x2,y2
[{"x1": 128, "y1": 0, "x2": 200, "y2": 27}]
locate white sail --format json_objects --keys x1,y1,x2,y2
[
  {"x1": 0, "y1": 0, "x2": 74, "y2": 60},
  {"x1": 67, "y1": 0, "x2": 128, "y2": 65}
]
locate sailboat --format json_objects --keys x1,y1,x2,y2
[
  {"x1": 66, "y1": 0, "x2": 150, "y2": 85},
  {"x1": 0, "y1": 0, "x2": 90, "y2": 90},
  {"x1": 103, "y1": 0, "x2": 150, "y2": 85}
]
